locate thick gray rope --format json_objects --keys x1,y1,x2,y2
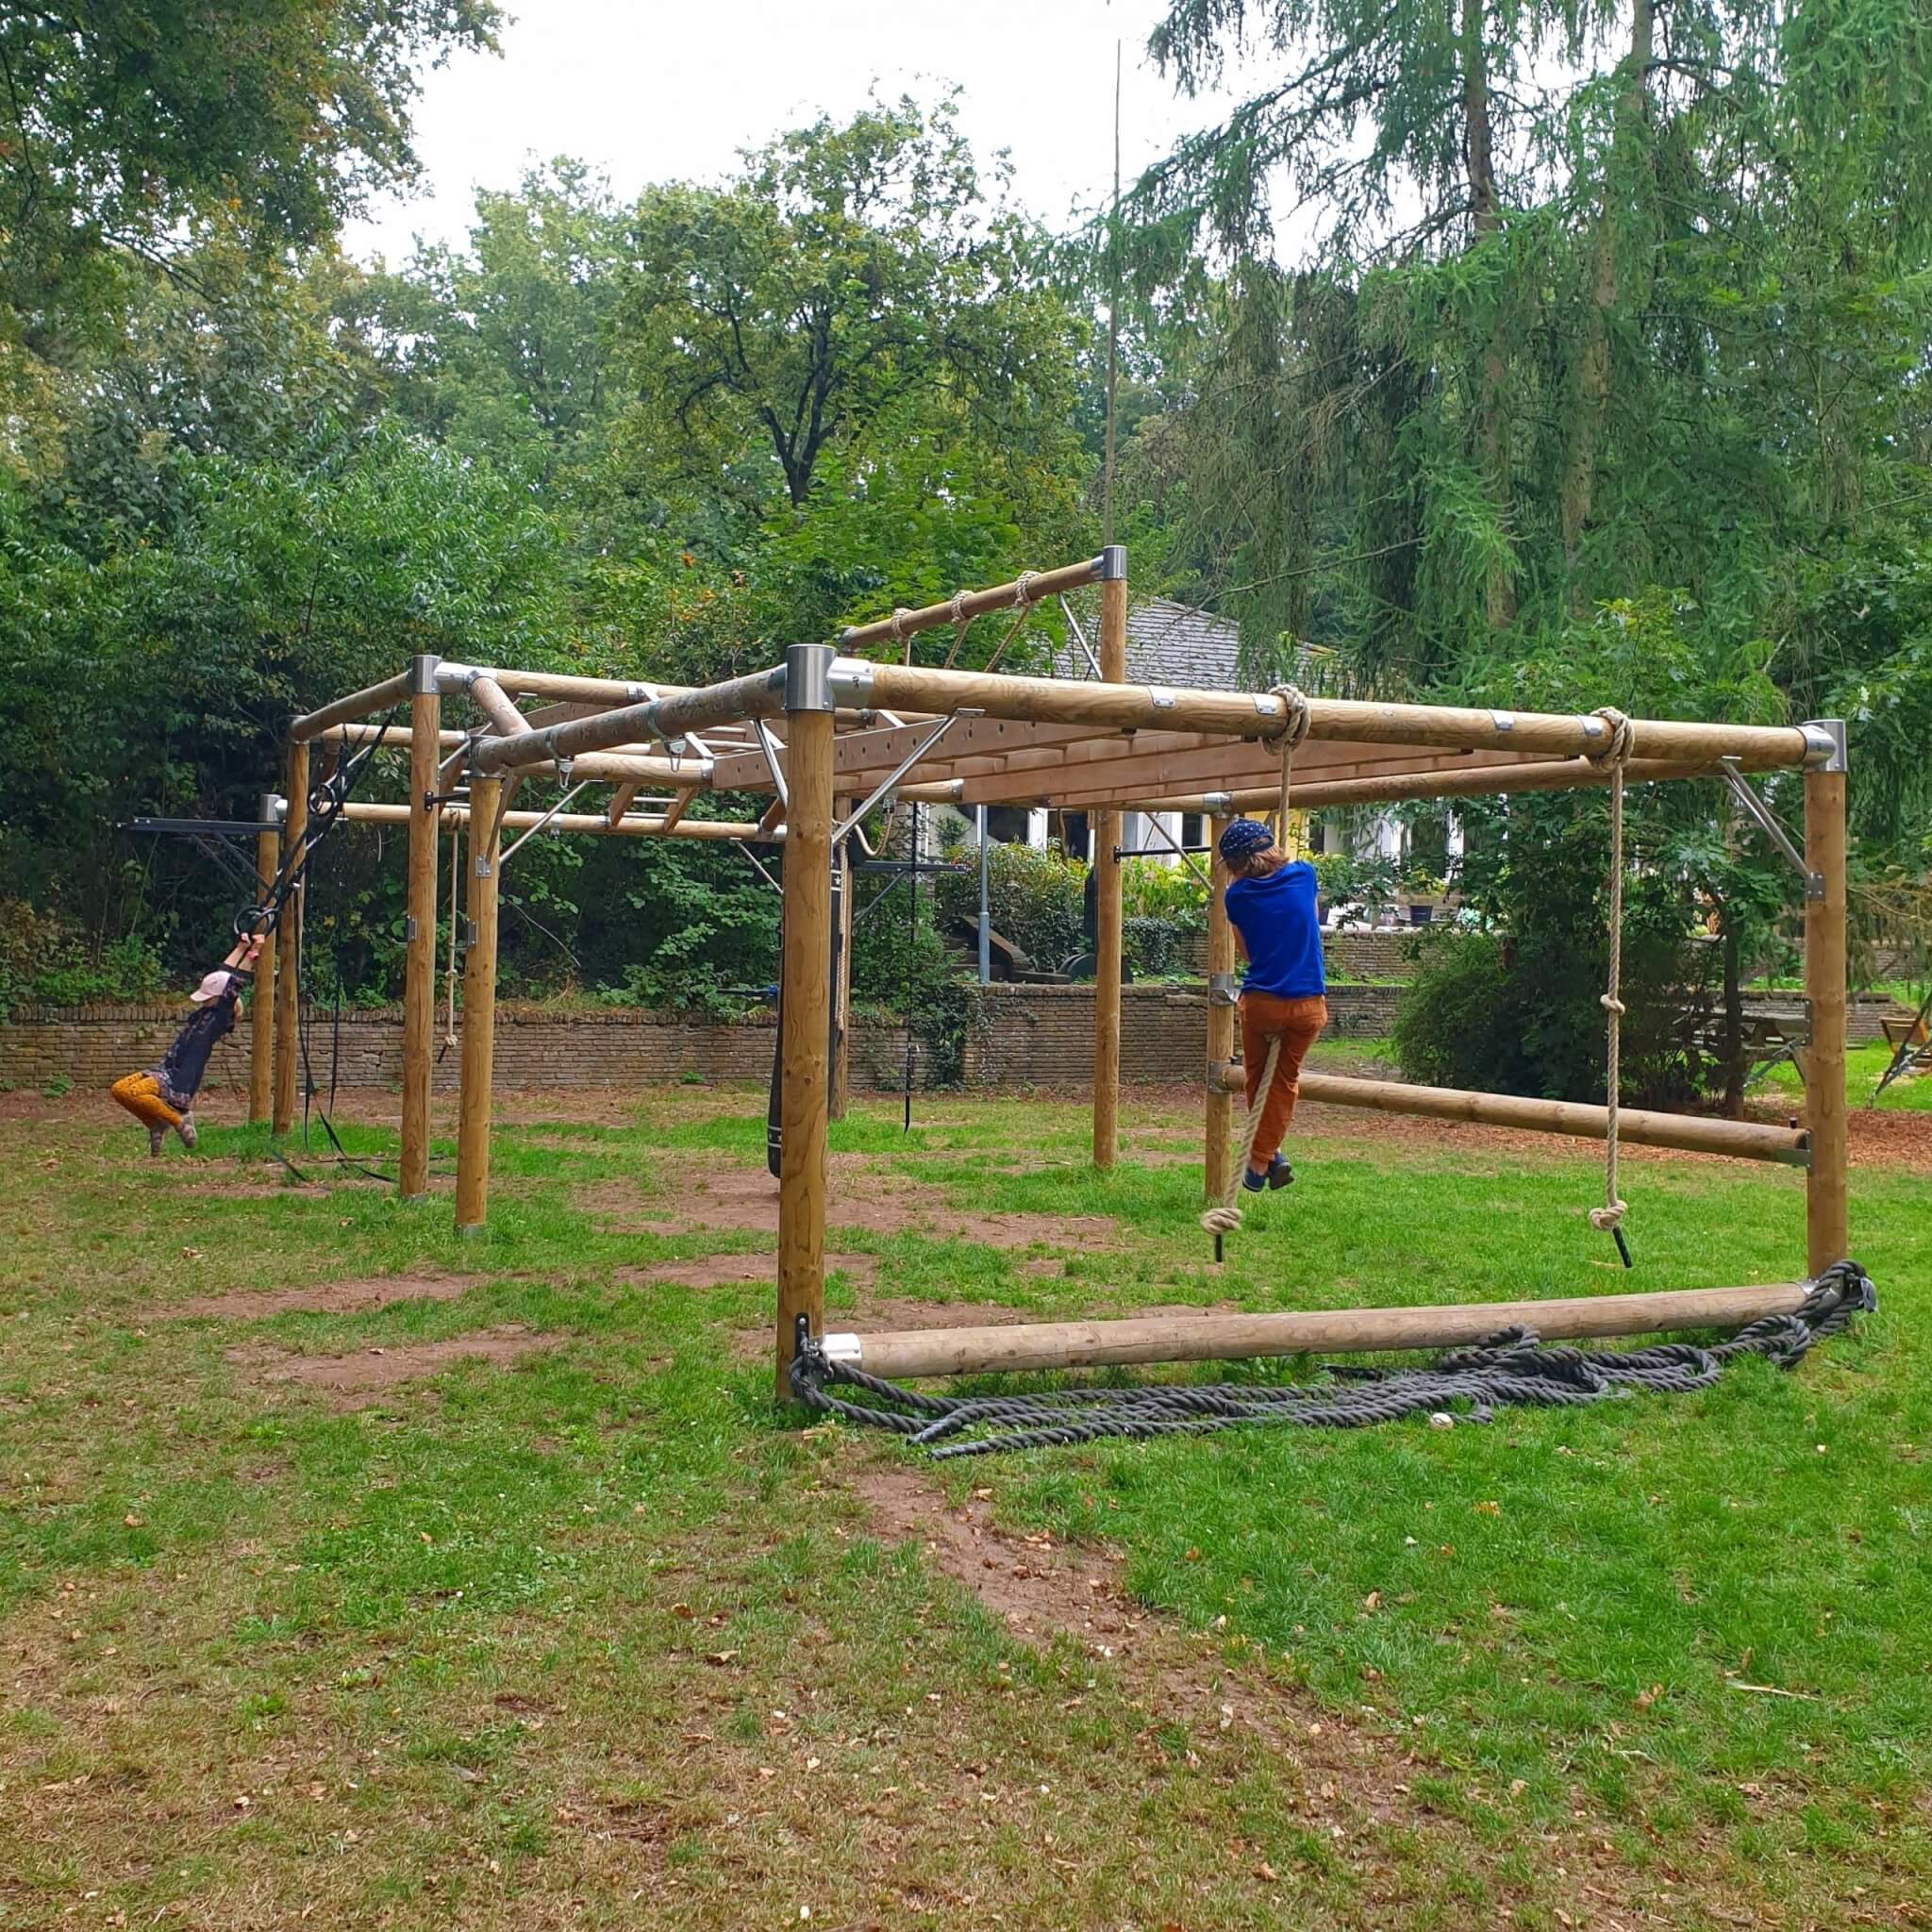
[{"x1": 789, "y1": 1262, "x2": 1874, "y2": 1459}]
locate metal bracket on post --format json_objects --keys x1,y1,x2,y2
[
  {"x1": 408, "y1": 653, "x2": 441, "y2": 698},
  {"x1": 456, "y1": 914, "x2": 477, "y2": 951},
  {"x1": 1206, "y1": 1057, "x2": 1235, "y2": 1091},
  {"x1": 261, "y1": 792, "x2": 287, "y2": 827},
  {"x1": 785, "y1": 642, "x2": 836, "y2": 714},
  {"x1": 1208, "y1": 972, "x2": 1237, "y2": 1008},
  {"x1": 404, "y1": 915, "x2": 419, "y2": 942},
  {"x1": 1719, "y1": 758, "x2": 1824, "y2": 900},
  {"x1": 1801, "y1": 718, "x2": 1847, "y2": 773},
  {"x1": 1099, "y1": 544, "x2": 1127, "y2": 581}
]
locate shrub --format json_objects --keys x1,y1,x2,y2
[
  {"x1": 0, "y1": 900, "x2": 168, "y2": 1017},
  {"x1": 932, "y1": 840, "x2": 1087, "y2": 973}
]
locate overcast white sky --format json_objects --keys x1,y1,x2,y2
[{"x1": 342, "y1": 0, "x2": 1244, "y2": 263}]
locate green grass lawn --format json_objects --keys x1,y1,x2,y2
[
  {"x1": 1756, "y1": 1038, "x2": 1932, "y2": 1110},
  {"x1": 0, "y1": 1081, "x2": 1925, "y2": 1928}
]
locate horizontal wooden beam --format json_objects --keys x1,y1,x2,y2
[
  {"x1": 321, "y1": 722, "x2": 708, "y2": 787},
  {"x1": 339, "y1": 803, "x2": 773, "y2": 841},
  {"x1": 838, "y1": 556, "x2": 1107, "y2": 652},
  {"x1": 1214, "y1": 1067, "x2": 1810, "y2": 1165},
  {"x1": 1127, "y1": 749, "x2": 1795, "y2": 815},
  {"x1": 835, "y1": 1282, "x2": 1812, "y2": 1379},
  {"x1": 292, "y1": 673, "x2": 413, "y2": 741},
  {"x1": 830, "y1": 661, "x2": 1822, "y2": 769},
  {"x1": 474, "y1": 666, "x2": 788, "y2": 774}
]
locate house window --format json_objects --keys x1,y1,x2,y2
[
  {"x1": 1060, "y1": 811, "x2": 1091, "y2": 861},
  {"x1": 985, "y1": 806, "x2": 1031, "y2": 843},
  {"x1": 1182, "y1": 812, "x2": 1205, "y2": 851}
]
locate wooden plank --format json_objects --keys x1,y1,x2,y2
[
  {"x1": 1214, "y1": 1067, "x2": 1811, "y2": 1164},
  {"x1": 840, "y1": 1283, "x2": 1812, "y2": 1379}
]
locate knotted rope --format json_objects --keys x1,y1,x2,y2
[
  {"x1": 939, "y1": 591, "x2": 971, "y2": 669},
  {"x1": 789, "y1": 1262, "x2": 1874, "y2": 1459},
  {"x1": 981, "y1": 571, "x2": 1041, "y2": 675},
  {"x1": 890, "y1": 606, "x2": 917, "y2": 665},
  {"x1": 1587, "y1": 706, "x2": 1636, "y2": 1252}
]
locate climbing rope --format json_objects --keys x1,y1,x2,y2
[
  {"x1": 1587, "y1": 706, "x2": 1636, "y2": 1263},
  {"x1": 939, "y1": 590, "x2": 971, "y2": 669},
  {"x1": 980, "y1": 571, "x2": 1041, "y2": 676},
  {"x1": 788, "y1": 1261, "x2": 1875, "y2": 1459},
  {"x1": 1200, "y1": 1033, "x2": 1282, "y2": 1239},
  {"x1": 1200, "y1": 682, "x2": 1311, "y2": 1242}
]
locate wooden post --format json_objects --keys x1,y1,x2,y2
[
  {"x1": 248, "y1": 798, "x2": 279, "y2": 1124},
  {"x1": 401, "y1": 656, "x2": 441, "y2": 1198},
  {"x1": 829, "y1": 804, "x2": 853, "y2": 1123},
  {"x1": 1092, "y1": 544, "x2": 1127, "y2": 1170},
  {"x1": 777, "y1": 646, "x2": 835, "y2": 1399},
  {"x1": 272, "y1": 739, "x2": 308, "y2": 1135},
  {"x1": 1205, "y1": 813, "x2": 1235, "y2": 1206},
  {"x1": 454, "y1": 773, "x2": 502, "y2": 1235},
  {"x1": 1804, "y1": 722, "x2": 1849, "y2": 1274}
]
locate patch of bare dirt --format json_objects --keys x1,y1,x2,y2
[
  {"x1": 1844, "y1": 1107, "x2": 1932, "y2": 1174},
  {"x1": 225, "y1": 1325, "x2": 559, "y2": 1410},
  {"x1": 163, "y1": 1271, "x2": 485, "y2": 1321},
  {"x1": 618, "y1": 1251, "x2": 876, "y2": 1291},
  {"x1": 584, "y1": 1166, "x2": 1117, "y2": 1250}
]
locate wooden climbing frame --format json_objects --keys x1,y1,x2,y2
[{"x1": 274, "y1": 547, "x2": 1852, "y2": 1388}]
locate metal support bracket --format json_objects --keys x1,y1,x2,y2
[
  {"x1": 785, "y1": 642, "x2": 836, "y2": 713},
  {"x1": 497, "y1": 781, "x2": 586, "y2": 869},
  {"x1": 1208, "y1": 972, "x2": 1237, "y2": 1008},
  {"x1": 753, "y1": 718, "x2": 789, "y2": 810},
  {"x1": 1058, "y1": 593, "x2": 1104, "y2": 679},
  {"x1": 456, "y1": 914, "x2": 477, "y2": 950},
  {"x1": 404, "y1": 915, "x2": 419, "y2": 942},
  {"x1": 734, "y1": 841, "x2": 783, "y2": 896},
  {"x1": 832, "y1": 714, "x2": 963, "y2": 845},
  {"x1": 1206, "y1": 1058, "x2": 1235, "y2": 1092},
  {"x1": 1719, "y1": 758, "x2": 1824, "y2": 900}
]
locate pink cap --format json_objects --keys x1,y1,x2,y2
[{"x1": 190, "y1": 969, "x2": 236, "y2": 1006}]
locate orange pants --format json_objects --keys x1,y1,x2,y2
[
  {"x1": 110, "y1": 1072, "x2": 185, "y2": 1133},
  {"x1": 1240, "y1": 991, "x2": 1327, "y2": 1171}
]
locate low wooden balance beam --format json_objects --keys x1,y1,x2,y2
[
  {"x1": 1213, "y1": 1066, "x2": 1810, "y2": 1167},
  {"x1": 824, "y1": 1281, "x2": 1811, "y2": 1381}
]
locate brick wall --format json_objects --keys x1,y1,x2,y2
[{"x1": 0, "y1": 983, "x2": 1402, "y2": 1096}]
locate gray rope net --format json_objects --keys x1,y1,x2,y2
[{"x1": 788, "y1": 1261, "x2": 1874, "y2": 1459}]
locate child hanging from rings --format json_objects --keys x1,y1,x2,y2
[
  {"x1": 1219, "y1": 819, "x2": 1328, "y2": 1192},
  {"x1": 110, "y1": 934, "x2": 264, "y2": 1156}
]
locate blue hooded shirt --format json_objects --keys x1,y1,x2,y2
[{"x1": 1225, "y1": 859, "x2": 1325, "y2": 999}]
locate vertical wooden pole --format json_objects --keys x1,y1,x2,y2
[
  {"x1": 1205, "y1": 813, "x2": 1235, "y2": 1207},
  {"x1": 401, "y1": 656, "x2": 441, "y2": 1198},
  {"x1": 777, "y1": 645, "x2": 835, "y2": 1400},
  {"x1": 272, "y1": 739, "x2": 308, "y2": 1135},
  {"x1": 829, "y1": 802, "x2": 853, "y2": 1124},
  {"x1": 1803, "y1": 723, "x2": 1849, "y2": 1275},
  {"x1": 455, "y1": 773, "x2": 502, "y2": 1235},
  {"x1": 1092, "y1": 544, "x2": 1127, "y2": 1170},
  {"x1": 248, "y1": 799, "x2": 279, "y2": 1124}
]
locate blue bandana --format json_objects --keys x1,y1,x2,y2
[{"x1": 1217, "y1": 819, "x2": 1274, "y2": 862}]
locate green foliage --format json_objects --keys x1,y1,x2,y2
[
  {"x1": 932, "y1": 840, "x2": 1087, "y2": 975},
  {"x1": 0, "y1": 900, "x2": 166, "y2": 1019}
]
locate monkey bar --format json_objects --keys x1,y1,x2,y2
[{"x1": 265, "y1": 543, "x2": 1851, "y2": 1395}]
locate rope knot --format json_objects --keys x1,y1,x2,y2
[
  {"x1": 1587, "y1": 1200, "x2": 1628, "y2": 1233},
  {"x1": 949, "y1": 590, "x2": 969, "y2": 630},
  {"x1": 889, "y1": 606, "x2": 914, "y2": 641},
  {"x1": 1011, "y1": 570, "x2": 1039, "y2": 615},
  {"x1": 1199, "y1": 1205, "x2": 1243, "y2": 1237},
  {"x1": 1600, "y1": 992, "x2": 1626, "y2": 1016},
  {"x1": 1267, "y1": 682, "x2": 1312, "y2": 747},
  {"x1": 1589, "y1": 705, "x2": 1635, "y2": 766}
]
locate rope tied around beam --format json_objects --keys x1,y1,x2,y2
[
  {"x1": 890, "y1": 606, "x2": 918, "y2": 666},
  {"x1": 788, "y1": 1262, "x2": 1874, "y2": 1458},
  {"x1": 980, "y1": 571, "x2": 1041, "y2": 676},
  {"x1": 1268, "y1": 682, "x2": 1311, "y2": 851},
  {"x1": 939, "y1": 591, "x2": 972, "y2": 669},
  {"x1": 1586, "y1": 706, "x2": 1636, "y2": 1251}
]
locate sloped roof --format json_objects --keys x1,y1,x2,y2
[{"x1": 1050, "y1": 594, "x2": 1243, "y2": 690}]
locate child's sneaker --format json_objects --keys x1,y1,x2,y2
[
  {"x1": 147, "y1": 1125, "x2": 166, "y2": 1158},
  {"x1": 174, "y1": 1112, "x2": 197, "y2": 1150},
  {"x1": 1241, "y1": 1165, "x2": 1269, "y2": 1193},
  {"x1": 1267, "y1": 1156, "x2": 1294, "y2": 1190}
]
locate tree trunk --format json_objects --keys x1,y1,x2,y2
[
  {"x1": 1560, "y1": 0, "x2": 1655, "y2": 595},
  {"x1": 1461, "y1": 0, "x2": 1515, "y2": 629}
]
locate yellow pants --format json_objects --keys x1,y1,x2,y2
[{"x1": 110, "y1": 1072, "x2": 184, "y2": 1133}]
